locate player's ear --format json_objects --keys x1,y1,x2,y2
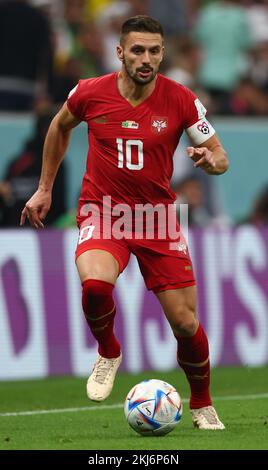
[{"x1": 117, "y1": 45, "x2": 124, "y2": 62}]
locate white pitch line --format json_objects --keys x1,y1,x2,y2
[
  {"x1": 0, "y1": 403, "x2": 123, "y2": 417},
  {"x1": 1, "y1": 392, "x2": 268, "y2": 418},
  {"x1": 213, "y1": 392, "x2": 268, "y2": 402}
]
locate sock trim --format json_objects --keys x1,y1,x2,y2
[
  {"x1": 86, "y1": 305, "x2": 115, "y2": 322},
  {"x1": 178, "y1": 357, "x2": 209, "y2": 368}
]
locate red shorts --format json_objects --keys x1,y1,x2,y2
[{"x1": 75, "y1": 217, "x2": 195, "y2": 293}]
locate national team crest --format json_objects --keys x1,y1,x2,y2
[{"x1": 151, "y1": 116, "x2": 168, "y2": 134}]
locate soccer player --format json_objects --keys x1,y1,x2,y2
[{"x1": 20, "y1": 16, "x2": 228, "y2": 430}]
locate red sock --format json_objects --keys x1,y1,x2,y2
[
  {"x1": 82, "y1": 279, "x2": 121, "y2": 359},
  {"x1": 176, "y1": 323, "x2": 212, "y2": 409}
]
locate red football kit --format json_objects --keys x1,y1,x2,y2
[{"x1": 67, "y1": 72, "x2": 215, "y2": 292}]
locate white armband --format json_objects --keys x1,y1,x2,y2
[{"x1": 185, "y1": 118, "x2": 215, "y2": 145}]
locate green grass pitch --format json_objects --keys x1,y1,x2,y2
[{"x1": 0, "y1": 366, "x2": 268, "y2": 450}]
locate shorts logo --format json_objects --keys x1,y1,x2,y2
[
  {"x1": 185, "y1": 265, "x2": 192, "y2": 271},
  {"x1": 78, "y1": 225, "x2": 95, "y2": 244},
  {"x1": 151, "y1": 116, "x2": 168, "y2": 134},
  {"x1": 178, "y1": 242, "x2": 188, "y2": 255},
  {"x1": 197, "y1": 121, "x2": 210, "y2": 134}
]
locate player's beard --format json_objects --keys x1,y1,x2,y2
[{"x1": 123, "y1": 56, "x2": 159, "y2": 85}]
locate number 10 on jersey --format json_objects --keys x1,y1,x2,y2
[{"x1": 116, "y1": 138, "x2": 144, "y2": 170}]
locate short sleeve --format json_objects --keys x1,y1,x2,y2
[
  {"x1": 67, "y1": 80, "x2": 88, "y2": 121},
  {"x1": 183, "y1": 88, "x2": 207, "y2": 129}
]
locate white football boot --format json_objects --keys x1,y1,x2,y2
[
  {"x1": 191, "y1": 406, "x2": 225, "y2": 430},
  {"x1": 87, "y1": 353, "x2": 122, "y2": 401}
]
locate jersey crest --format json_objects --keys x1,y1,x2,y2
[{"x1": 151, "y1": 116, "x2": 168, "y2": 134}]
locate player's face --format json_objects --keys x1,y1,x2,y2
[{"x1": 118, "y1": 32, "x2": 164, "y2": 85}]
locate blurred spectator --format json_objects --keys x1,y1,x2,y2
[
  {"x1": 173, "y1": 174, "x2": 230, "y2": 228},
  {"x1": 96, "y1": 0, "x2": 148, "y2": 72},
  {"x1": 0, "y1": 110, "x2": 66, "y2": 227},
  {"x1": 0, "y1": 0, "x2": 53, "y2": 111},
  {"x1": 246, "y1": 0, "x2": 268, "y2": 45},
  {"x1": 229, "y1": 0, "x2": 268, "y2": 114},
  {"x1": 85, "y1": 0, "x2": 116, "y2": 22},
  {"x1": 165, "y1": 38, "x2": 211, "y2": 110},
  {"x1": 173, "y1": 176, "x2": 214, "y2": 228},
  {"x1": 230, "y1": 76, "x2": 268, "y2": 115},
  {"x1": 52, "y1": 19, "x2": 106, "y2": 103},
  {"x1": 166, "y1": 39, "x2": 201, "y2": 88},
  {"x1": 187, "y1": 0, "x2": 202, "y2": 26},
  {"x1": 148, "y1": 0, "x2": 189, "y2": 37},
  {"x1": 72, "y1": 22, "x2": 107, "y2": 77},
  {"x1": 30, "y1": 0, "x2": 61, "y2": 18},
  {"x1": 227, "y1": 0, "x2": 268, "y2": 114},
  {"x1": 248, "y1": 40, "x2": 268, "y2": 94},
  {"x1": 64, "y1": 0, "x2": 86, "y2": 31},
  {"x1": 51, "y1": 0, "x2": 107, "y2": 103},
  {"x1": 51, "y1": 58, "x2": 81, "y2": 105},
  {"x1": 240, "y1": 185, "x2": 268, "y2": 225},
  {"x1": 194, "y1": 0, "x2": 253, "y2": 114},
  {"x1": 52, "y1": 0, "x2": 86, "y2": 71}
]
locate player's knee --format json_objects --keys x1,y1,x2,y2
[
  {"x1": 76, "y1": 250, "x2": 119, "y2": 285},
  {"x1": 82, "y1": 278, "x2": 114, "y2": 315},
  {"x1": 170, "y1": 305, "x2": 198, "y2": 337}
]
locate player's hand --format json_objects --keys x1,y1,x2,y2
[
  {"x1": 187, "y1": 146, "x2": 216, "y2": 171},
  {"x1": 20, "y1": 188, "x2": 52, "y2": 229}
]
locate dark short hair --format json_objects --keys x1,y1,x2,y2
[{"x1": 120, "y1": 15, "x2": 164, "y2": 44}]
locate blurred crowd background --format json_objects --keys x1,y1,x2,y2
[{"x1": 0, "y1": 0, "x2": 268, "y2": 229}]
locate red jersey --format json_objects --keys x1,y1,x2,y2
[{"x1": 67, "y1": 72, "x2": 209, "y2": 225}]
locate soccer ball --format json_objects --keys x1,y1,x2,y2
[{"x1": 124, "y1": 379, "x2": 182, "y2": 436}]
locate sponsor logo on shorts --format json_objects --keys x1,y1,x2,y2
[
  {"x1": 185, "y1": 265, "x2": 192, "y2": 271},
  {"x1": 78, "y1": 225, "x2": 95, "y2": 244},
  {"x1": 177, "y1": 242, "x2": 187, "y2": 255}
]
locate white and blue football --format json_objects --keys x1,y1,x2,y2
[{"x1": 124, "y1": 379, "x2": 183, "y2": 436}]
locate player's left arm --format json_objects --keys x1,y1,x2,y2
[{"x1": 187, "y1": 134, "x2": 229, "y2": 175}]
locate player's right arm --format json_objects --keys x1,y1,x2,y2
[{"x1": 20, "y1": 103, "x2": 80, "y2": 228}]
